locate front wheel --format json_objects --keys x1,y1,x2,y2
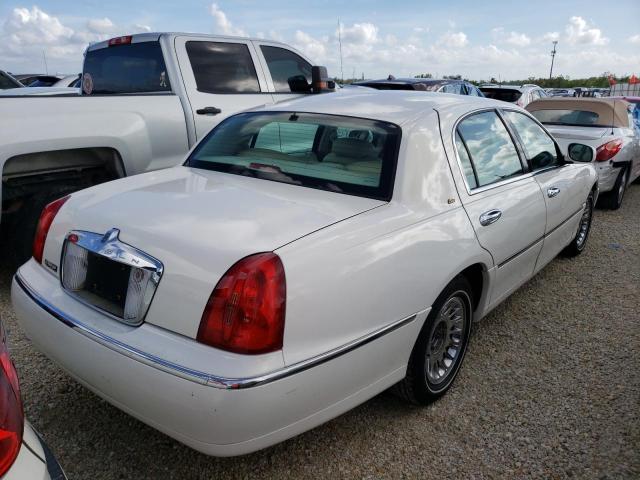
[
  {"x1": 562, "y1": 191, "x2": 594, "y2": 257},
  {"x1": 395, "y1": 276, "x2": 473, "y2": 405}
]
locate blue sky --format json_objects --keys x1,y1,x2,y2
[{"x1": 1, "y1": 0, "x2": 638, "y2": 80}]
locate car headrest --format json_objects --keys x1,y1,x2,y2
[{"x1": 330, "y1": 138, "x2": 377, "y2": 159}]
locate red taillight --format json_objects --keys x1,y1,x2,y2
[
  {"x1": 32, "y1": 195, "x2": 70, "y2": 264},
  {"x1": 0, "y1": 321, "x2": 23, "y2": 477},
  {"x1": 197, "y1": 253, "x2": 286, "y2": 355},
  {"x1": 108, "y1": 35, "x2": 132, "y2": 46},
  {"x1": 595, "y1": 139, "x2": 623, "y2": 162}
]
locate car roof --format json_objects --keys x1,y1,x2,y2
[{"x1": 252, "y1": 89, "x2": 501, "y2": 126}]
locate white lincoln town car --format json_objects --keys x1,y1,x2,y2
[{"x1": 12, "y1": 90, "x2": 598, "y2": 456}]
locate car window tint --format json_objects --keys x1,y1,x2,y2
[
  {"x1": 442, "y1": 83, "x2": 463, "y2": 95},
  {"x1": 186, "y1": 41, "x2": 260, "y2": 94},
  {"x1": 254, "y1": 122, "x2": 318, "y2": 153},
  {"x1": 83, "y1": 41, "x2": 172, "y2": 94},
  {"x1": 503, "y1": 111, "x2": 558, "y2": 170},
  {"x1": 260, "y1": 46, "x2": 312, "y2": 93},
  {"x1": 455, "y1": 132, "x2": 478, "y2": 188},
  {"x1": 457, "y1": 111, "x2": 523, "y2": 187}
]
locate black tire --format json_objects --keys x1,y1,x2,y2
[
  {"x1": 600, "y1": 167, "x2": 628, "y2": 210},
  {"x1": 562, "y1": 190, "x2": 594, "y2": 257},
  {"x1": 395, "y1": 275, "x2": 473, "y2": 405}
]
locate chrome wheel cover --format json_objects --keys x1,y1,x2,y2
[
  {"x1": 425, "y1": 295, "x2": 467, "y2": 386},
  {"x1": 576, "y1": 197, "x2": 593, "y2": 249}
]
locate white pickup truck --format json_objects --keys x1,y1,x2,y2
[{"x1": 0, "y1": 32, "x2": 328, "y2": 261}]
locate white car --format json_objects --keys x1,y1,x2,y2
[
  {"x1": 0, "y1": 317, "x2": 66, "y2": 479},
  {"x1": 12, "y1": 90, "x2": 598, "y2": 457},
  {"x1": 527, "y1": 98, "x2": 640, "y2": 209}
]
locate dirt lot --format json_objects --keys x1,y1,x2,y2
[{"x1": 1, "y1": 185, "x2": 639, "y2": 479}]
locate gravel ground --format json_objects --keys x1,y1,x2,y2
[{"x1": 1, "y1": 185, "x2": 639, "y2": 480}]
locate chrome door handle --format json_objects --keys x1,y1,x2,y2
[
  {"x1": 547, "y1": 187, "x2": 561, "y2": 198},
  {"x1": 479, "y1": 209, "x2": 502, "y2": 226}
]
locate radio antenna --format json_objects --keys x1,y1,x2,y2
[{"x1": 338, "y1": 18, "x2": 344, "y2": 84}]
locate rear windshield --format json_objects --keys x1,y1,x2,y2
[
  {"x1": 83, "y1": 41, "x2": 171, "y2": 94},
  {"x1": 530, "y1": 109, "x2": 603, "y2": 127},
  {"x1": 480, "y1": 88, "x2": 522, "y2": 102},
  {"x1": 187, "y1": 112, "x2": 401, "y2": 200}
]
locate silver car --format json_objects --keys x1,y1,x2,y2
[
  {"x1": 527, "y1": 97, "x2": 640, "y2": 209},
  {"x1": 480, "y1": 84, "x2": 549, "y2": 107}
]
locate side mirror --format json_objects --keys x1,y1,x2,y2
[
  {"x1": 567, "y1": 143, "x2": 595, "y2": 162},
  {"x1": 288, "y1": 75, "x2": 311, "y2": 93},
  {"x1": 311, "y1": 66, "x2": 335, "y2": 93}
]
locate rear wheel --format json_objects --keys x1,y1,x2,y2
[
  {"x1": 601, "y1": 167, "x2": 628, "y2": 210},
  {"x1": 562, "y1": 191, "x2": 594, "y2": 257},
  {"x1": 395, "y1": 276, "x2": 473, "y2": 405}
]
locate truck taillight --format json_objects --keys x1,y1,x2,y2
[
  {"x1": 595, "y1": 139, "x2": 623, "y2": 162},
  {"x1": 197, "y1": 253, "x2": 286, "y2": 355},
  {"x1": 0, "y1": 320, "x2": 23, "y2": 477},
  {"x1": 108, "y1": 35, "x2": 132, "y2": 46},
  {"x1": 33, "y1": 195, "x2": 70, "y2": 264}
]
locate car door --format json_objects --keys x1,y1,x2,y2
[
  {"x1": 502, "y1": 109, "x2": 588, "y2": 272},
  {"x1": 452, "y1": 109, "x2": 547, "y2": 306},
  {"x1": 252, "y1": 41, "x2": 314, "y2": 103},
  {"x1": 174, "y1": 36, "x2": 274, "y2": 139}
]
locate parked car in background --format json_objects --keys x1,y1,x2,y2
[
  {"x1": 527, "y1": 97, "x2": 640, "y2": 209},
  {"x1": 52, "y1": 74, "x2": 81, "y2": 88},
  {"x1": 0, "y1": 32, "x2": 330, "y2": 263},
  {"x1": 479, "y1": 84, "x2": 548, "y2": 107},
  {"x1": 608, "y1": 96, "x2": 640, "y2": 128},
  {"x1": 548, "y1": 88, "x2": 576, "y2": 97},
  {"x1": 0, "y1": 315, "x2": 66, "y2": 479},
  {"x1": 353, "y1": 77, "x2": 484, "y2": 96},
  {"x1": 0, "y1": 87, "x2": 80, "y2": 96},
  {"x1": 12, "y1": 90, "x2": 598, "y2": 457},
  {"x1": 0, "y1": 71, "x2": 23, "y2": 90},
  {"x1": 14, "y1": 75, "x2": 62, "y2": 87}
]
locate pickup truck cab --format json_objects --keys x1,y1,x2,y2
[{"x1": 0, "y1": 32, "x2": 326, "y2": 262}]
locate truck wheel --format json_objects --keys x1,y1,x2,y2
[
  {"x1": 394, "y1": 276, "x2": 473, "y2": 405},
  {"x1": 9, "y1": 190, "x2": 74, "y2": 268}
]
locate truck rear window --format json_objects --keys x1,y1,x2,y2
[
  {"x1": 83, "y1": 42, "x2": 171, "y2": 94},
  {"x1": 187, "y1": 112, "x2": 401, "y2": 201}
]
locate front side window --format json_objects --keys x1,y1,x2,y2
[
  {"x1": 187, "y1": 112, "x2": 401, "y2": 200},
  {"x1": 83, "y1": 42, "x2": 172, "y2": 94},
  {"x1": 503, "y1": 110, "x2": 559, "y2": 170},
  {"x1": 456, "y1": 111, "x2": 523, "y2": 188},
  {"x1": 186, "y1": 41, "x2": 260, "y2": 94},
  {"x1": 260, "y1": 46, "x2": 312, "y2": 93}
]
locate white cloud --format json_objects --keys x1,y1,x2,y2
[
  {"x1": 492, "y1": 27, "x2": 531, "y2": 46},
  {"x1": 87, "y1": 17, "x2": 115, "y2": 34},
  {"x1": 339, "y1": 23, "x2": 378, "y2": 45},
  {"x1": 438, "y1": 31, "x2": 468, "y2": 48},
  {"x1": 210, "y1": 3, "x2": 247, "y2": 37},
  {"x1": 565, "y1": 16, "x2": 608, "y2": 45},
  {"x1": 629, "y1": 34, "x2": 640, "y2": 44},
  {"x1": 293, "y1": 30, "x2": 328, "y2": 62},
  {"x1": 542, "y1": 32, "x2": 560, "y2": 42}
]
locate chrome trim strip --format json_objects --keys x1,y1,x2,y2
[
  {"x1": 496, "y1": 206, "x2": 584, "y2": 268},
  {"x1": 15, "y1": 274, "x2": 416, "y2": 390}
]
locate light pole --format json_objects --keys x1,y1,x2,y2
[{"x1": 549, "y1": 41, "x2": 558, "y2": 80}]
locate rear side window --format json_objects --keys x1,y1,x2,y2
[
  {"x1": 455, "y1": 132, "x2": 478, "y2": 188},
  {"x1": 188, "y1": 112, "x2": 401, "y2": 200},
  {"x1": 0, "y1": 73, "x2": 20, "y2": 89},
  {"x1": 457, "y1": 111, "x2": 523, "y2": 188},
  {"x1": 260, "y1": 46, "x2": 312, "y2": 93},
  {"x1": 480, "y1": 88, "x2": 522, "y2": 103},
  {"x1": 186, "y1": 41, "x2": 260, "y2": 94},
  {"x1": 530, "y1": 109, "x2": 602, "y2": 127},
  {"x1": 503, "y1": 110, "x2": 559, "y2": 170},
  {"x1": 83, "y1": 42, "x2": 171, "y2": 94}
]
